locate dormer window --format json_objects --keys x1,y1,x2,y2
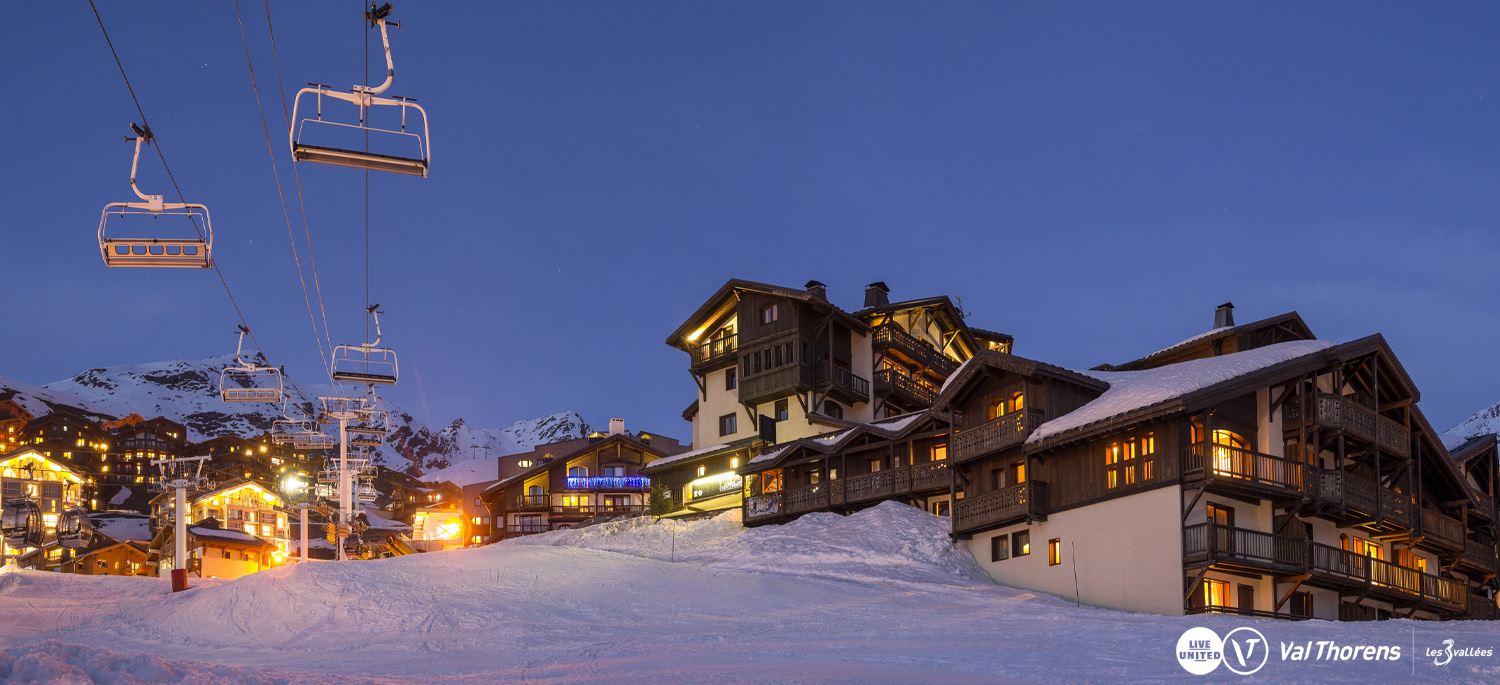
[{"x1": 760, "y1": 303, "x2": 778, "y2": 325}]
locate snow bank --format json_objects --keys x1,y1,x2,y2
[
  {"x1": 501, "y1": 501, "x2": 991, "y2": 586},
  {"x1": 0, "y1": 641, "x2": 355, "y2": 685},
  {"x1": 1029, "y1": 340, "x2": 1335, "y2": 444}
]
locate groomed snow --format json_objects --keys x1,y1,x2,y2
[
  {"x1": 1028, "y1": 340, "x2": 1335, "y2": 445},
  {"x1": 3, "y1": 501, "x2": 1499, "y2": 683}
]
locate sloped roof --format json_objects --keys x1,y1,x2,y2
[
  {"x1": 482, "y1": 432, "x2": 668, "y2": 496},
  {"x1": 743, "y1": 410, "x2": 950, "y2": 470},
  {"x1": 932, "y1": 351, "x2": 1108, "y2": 411},
  {"x1": 665, "y1": 278, "x2": 869, "y2": 349},
  {"x1": 1028, "y1": 341, "x2": 1336, "y2": 448},
  {"x1": 1095, "y1": 312, "x2": 1314, "y2": 372}
]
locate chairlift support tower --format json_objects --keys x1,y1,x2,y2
[{"x1": 150, "y1": 455, "x2": 208, "y2": 591}]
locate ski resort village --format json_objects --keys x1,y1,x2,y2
[{"x1": 6, "y1": 2, "x2": 1500, "y2": 683}]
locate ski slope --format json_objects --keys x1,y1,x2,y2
[{"x1": 3, "y1": 503, "x2": 1500, "y2": 683}]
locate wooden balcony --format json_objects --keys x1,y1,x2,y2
[
  {"x1": 1420, "y1": 508, "x2": 1465, "y2": 552},
  {"x1": 550, "y1": 504, "x2": 645, "y2": 518},
  {"x1": 1474, "y1": 495, "x2": 1495, "y2": 522},
  {"x1": 1466, "y1": 594, "x2": 1498, "y2": 621},
  {"x1": 691, "y1": 334, "x2": 737, "y2": 373},
  {"x1": 1315, "y1": 470, "x2": 1412, "y2": 529},
  {"x1": 1308, "y1": 542, "x2": 1465, "y2": 612},
  {"x1": 739, "y1": 364, "x2": 812, "y2": 406},
  {"x1": 1181, "y1": 442, "x2": 1306, "y2": 501},
  {"x1": 514, "y1": 494, "x2": 549, "y2": 511},
  {"x1": 1461, "y1": 538, "x2": 1497, "y2": 576},
  {"x1": 952, "y1": 408, "x2": 1043, "y2": 463},
  {"x1": 953, "y1": 481, "x2": 1046, "y2": 534},
  {"x1": 815, "y1": 366, "x2": 870, "y2": 406},
  {"x1": 748, "y1": 461, "x2": 953, "y2": 522},
  {"x1": 1183, "y1": 523, "x2": 1306, "y2": 576},
  {"x1": 501, "y1": 523, "x2": 549, "y2": 537},
  {"x1": 1283, "y1": 393, "x2": 1410, "y2": 458},
  {"x1": 873, "y1": 368, "x2": 938, "y2": 409},
  {"x1": 872, "y1": 324, "x2": 960, "y2": 377}
]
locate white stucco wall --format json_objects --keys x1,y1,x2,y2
[{"x1": 968, "y1": 485, "x2": 1184, "y2": 615}]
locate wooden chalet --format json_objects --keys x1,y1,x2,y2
[
  {"x1": 0, "y1": 398, "x2": 35, "y2": 452},
  {"x1": 0, "y1": 448, "x2": 86, "y2": 565},
  {"x1": 932, "y1": 305, "x2": 1499, "y2": 622},
  {"x1": 149, "y1": 520, "x2": 282, "y2": 580},
  {"x1": 639, "y1": 437, "x2": 761, "y2": 518},
  {"x1": 16, "y1": 535, "x2": 150, "y2": 576},
  {"x1": 738, "y1": 410, "x2": 956, "y2": 525},
  {"x1": 482, "y1": 430, "x2": 671, "y2": 539}
]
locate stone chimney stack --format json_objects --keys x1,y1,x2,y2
[
  {"x1": 864, "y1": 282, "x2": 890, "y2": 308},
  {"x1": 608, "y1": 418, "x2": 625, "y2": 436},
  {"x1": 1214, "y1": 302, "x2": 1235, "y2": 330}
]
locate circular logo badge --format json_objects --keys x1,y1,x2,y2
[
  {"x1": 1176, "y1": 627, "x2": 1223, "y2": 675},
  {"x1": 1221, "y1": 627, "x2": 1270, "y2": 675}
]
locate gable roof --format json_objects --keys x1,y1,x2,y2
[
  {"x1": 742, "y1": 410, "x2": 951, "y2": 471},
  {"x1": 665, "y1": 278, "x2": 869, "y2": 350},
  {"x1": 482, "y1": 432, "x2": 668, "y2": 496},
  {"x1": 1447, "y1": 433, "x2": 1498, "y2": 464},
  {"x1": 1095, "y1": 311, "x2": 1314, "y2": 372},
  {"x1": 932, "y1": 351, "x2": 1109, "y2": 412}
]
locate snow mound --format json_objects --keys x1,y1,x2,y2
[
  {"x1": 502, "y1": 501, "x2": 992, "y2": 587},
  {"x1": 0, "y1": 641, "x2": 355, "y2": 685}
]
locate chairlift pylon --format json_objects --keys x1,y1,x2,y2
[
  {"x1": 290, "y1": 3, "x2": 430, "y2": 177},
  {"x1": 1, "y1": 499, "x2": 45, "y2": 549},
  {"x1": 98, "y1": 124, "x2": 213, "y2": 268},
  {"x1": 332, "y1": 305, "x2": 399, "y2": 386},
  {"x1": 220, "y1": 326, "x2": 285, "y2": 403},
  {"x1": 57, "y1": 507, "x2": 95, "y2": 549}
]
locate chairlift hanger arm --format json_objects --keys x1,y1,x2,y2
[{"x1": 354, "y1": 3, "x2": 398, "y2": 96}]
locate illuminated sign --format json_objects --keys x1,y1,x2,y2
[
  {"x1": 565, "y1": 476, "x2": 650, "y2": 489},
  {"x1": 689, "y1": 472, "x2": 743, "y2": 500}
]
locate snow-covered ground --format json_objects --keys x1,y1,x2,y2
[{"x1": 2, "y1": 503, "x2": 1499, "y2": 683}]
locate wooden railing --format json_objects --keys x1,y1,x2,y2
[
  {"x1": 872, "y1": 324, "x2": 960, "y2": 376},
  {"x1": 691, "y1": 334, "x2": 736, "y2": 369},
  {"x1": 1182, "y1": 442, "x2": 1304, "y2": 495},
  {"x1": 954, "y1": 481, "x2": 1045, "y2": 533},
  {"x1": 503, "y1": 522, "x2": 549, "y2": 536},
  {"x1": 873, "y1": 368, "x2": 938, "y2": 406},
  {"x1": 911, "y1": 460, "x2": 950, "y2": 491},
  {"x1": 550, "y1": 504, "x2": 644, "y2": 517},
  {"x1": 1183, "y1": 523, "x2": 1305, "y2": 570},
  {"x1": 1465, "y1": 538, "x2": 1498, "y2": 574},
  {"x1": 784, "y1": 483, "x2": 829, "y2": 514},
  {"x1": 739, "y1": 365, "x2": 807, "y2": 405},
  {"x1": 1316, "y1": 470, "x2": 1411, "y2": 528},
  {"x1": 815, "y1": 366, "x2": 870, "y2": 400},
  {"x1": 1467, "y1": 594, "x2": 1499, "y2": 621},
  {"x1": 952, "y1": 408, "x2": 1042, "y2": 462},
  {"x1": 515, "y1": 494, "x2": 549, "y2": 509},
  {"x1": 1421, "y1": 508, "x2": 1465, "y2": 551},
  {"x1": 1284, "y1": 393, "x2": 1410, "y2": 458},
  {"x1": 1477, "y1": 496, "x2": 1496, "y2": 521},
  {"x1": 844, "y1": 467, "x2": 911, "y2": 504},
  {"x1": 1308, "y1": 541, "x2": 1464, "y2": 608}
]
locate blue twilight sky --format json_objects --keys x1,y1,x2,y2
[{"x1": 2, "y1": 2, "x2": 1498, "y2": 443}]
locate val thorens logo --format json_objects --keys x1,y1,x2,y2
[{"x1": 1176, "y1": 627, "x2": 1269, "y2": 676}]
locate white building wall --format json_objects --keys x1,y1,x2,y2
[
  {"x1": 695, "y1": 366, "x2": 748, "y2": 448},
  {"x1": 968, "y1": 485, "x2": 1183, "y2": 615},
  {"x1": 848, "y1": 331, "x2": 875, "y2": 423}
]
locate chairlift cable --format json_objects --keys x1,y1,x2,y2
[
  {"x1": 87, "y1": 0, "x2": 270, "y2": 364},
  {"x1": 231, "y1": 0, "x2": 334, "y2": 381},
  {"x1": 260, "y1": 0, "x2": 339, "y2": 373}
]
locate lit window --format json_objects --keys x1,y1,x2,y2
[
  {"x1": 567, "y1": 466, "x2": 587, "y2": 478},
  {"x1": 1203, "y1": 579, "x2": 1228, "y2": 609},
  {"x1": 697, "y1": 465, "x2": 706, "y2": 477},
  {"x1": 517, "y1": 460, "x2": 533, "y2": 468},
  {"x1": 730, "y1": 457, "x2": 740, "y2": 468},
  {"x1": 1048, "y1": 538, "x2": 1061, "y2": 566},
  {"x1": 760, "y1": 303, "x2": 778, "y2": 324},
  {"x1": 1012, "y1": 530, "x2": 1030, "y2": 557},
  {"x1": 933, "y1": 444, "x2": 948, "y2": 461}
]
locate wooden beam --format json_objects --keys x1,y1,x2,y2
[
  {"x1": 1274, "y1": 574, "x2": 1310, "y2": 612},
  {"x1": 1184, "y1": 566, "x2": 1211, "y2": 606},
  {"x1": 1379, "y1": 398, "x2": 1413, "y2": 412}
]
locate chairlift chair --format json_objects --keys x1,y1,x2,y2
[
  {"x1": 220, "y1": 327, "x2": 285, "y2": 403},
  {"x1": 290, "y1": 3, "x2": 430, "y2": 177},
  {"x1": 1, "y1": 499, "x2": 45, "y2": 548},
  {"x1": 57, "y1": 507, "x2": 95, "y2": 549},
  {"x1": 271, "y1": 418, "x2": 315, "y2": 446},
  {"x1": 331, "y1": 305, "x2": 399, "y2": 386},
  {"x1": 98, "y1": 124, "x2": 212, "y2": 268}
]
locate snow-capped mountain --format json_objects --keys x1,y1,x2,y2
[
  {"x1": 1443, "y1": 399, "x2": 1500, "y2": 449},
  {"x1": 3, "y1": 355, "x2": 588, "y2": 476}
]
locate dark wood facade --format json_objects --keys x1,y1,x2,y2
[{"x1": 482, "y1": 433, "x2": 668, "y2": 539}]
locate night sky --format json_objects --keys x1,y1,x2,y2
[{"x1": 4, "y1": 2, "x2": 1497, "y2": 443}]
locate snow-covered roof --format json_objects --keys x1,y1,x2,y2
[
  {"x1": 90, "y1": 513, "x2": 153, "y2": 542},
  {"x1": 640, "y1": 441, "x2": 733, "y2": 471},
  {"x1": 1027, "y1": 340, "x2": 1335, "y2": 446},
  {"x1": 107, "y1": 487, "x2": 133, "y2": 507},
  {"x1": 747, "y1": 410, "x2": 945, "y2": 466},
  {"x1": 187, "y1": 525, "x2": 274, "y2": 548}
]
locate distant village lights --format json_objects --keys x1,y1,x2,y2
[{"x1": 565, "y1": 476, "x2": 650, "y2": 489}]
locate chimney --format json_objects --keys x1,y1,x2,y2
[
  {"x1": 804, "y1": 280, "x2": 828, "y2": 300},
  {"x1": 1214, "y1": 302, "x2": 1235, "y2": 329},
  {"x1": 608, "y1": 418, "x2": 625, "y2": 436},
  {"x1": 863, "y1": 281, "x2": 890, "y2": 308}
]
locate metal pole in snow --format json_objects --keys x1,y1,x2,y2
[
  {"x1": 299, "y1": 503, "x2": 310, "y2": 561},
  {"x1": 1071, "y1": 542, "x2": 1080, "y2": 607},
  {"x1": 338, "y1": 416, "x2": 350, "y2": 562}
]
